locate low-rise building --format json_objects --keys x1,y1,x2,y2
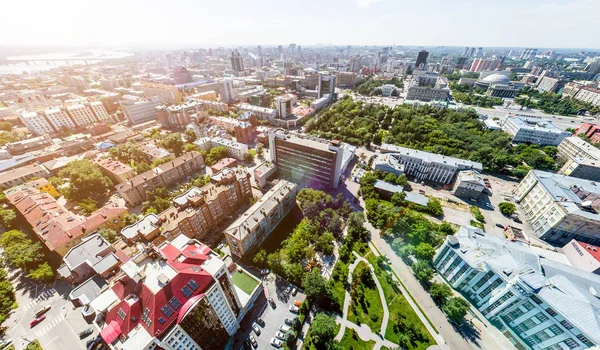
[
  {"x1": 6, "y1": 135, "x2": 52, "y2": 155},
  {"x1": 379, "y1": 144, "x2": 483, "y2": 184},
  {"x1": 253, "y1": 162, "x2": 277, "y2": 188},
  {"x1": 514, "y1": 170, "x2": 600, "y2": 245},
  {"x1": 120, "y1": 96, "x2": 161, "y2": 125},
  {"x1": 434, "y1": 226, "x2": 600, "y2": 350},
  {"x1": 116, "y1": 151, "x2": 205, "y2": 206},
  {"x1": 502, "y1": 116, "x2": 571, "y2": 146},
  {"x1": 93, "y1": 157, "x2": 136, "y2": 184},
  {"x1": 0, "y1": 163, "x2": 50, "y2": 189},
  {"x1": 576, "y1": 123, "x2": 600, "y2": 144},
  {"x1": 3, "y1": 177, "x2": 60, "y2": 198},
  {"x1": 557, "y1": 136, "x2": 600, "y2": 161},
  {"x1": 194, "y1": 137, "x2": 248, "y2": 160},
  {"x1": 453, "y1": 170, "x2": 486, "y2": 198},
  {"x1": 236, "y1": 103, "x2": 276, "y2": 120},
  {"x1": 559, "y1": 157, "x2": 600, "y2": 182},
  {"x1": 210, "y1": 157, "x2": 237, "y2": 173},
  {"x1": 224, "y1": 180, "x2": 297, "y2": 257},
  {"x1": 140, "y1": 141, "x2": 172, "y2": 162}
]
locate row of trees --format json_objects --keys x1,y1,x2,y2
[
  {"x1": 353, "y1": 77, "x2": 403, "y2": 96},
  {"x1": 516, "y1": 87, "x2": 600, "y2": 115},
  {"x1": 306, "y1": 97, "x2": 559, "y2": 177},
  {"x1": 452, "y1": 91, "x2": 504, "y2": 108}
]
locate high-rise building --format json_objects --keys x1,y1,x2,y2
[
  {"x1": 476, "y1": 47, "x2": 483, "y2": 57},
  {"x1": 462, "y1": 47, "x2": 470, "y2": 56},
  {"x1": 256, "y1": 45, "x2": 262, "y2": 56},
  {"x1": 230, "y1": 51, "x2": 244, "y2": 72},
  {"x1": 317, "y1": 72, "x2": 336, "y2": 98},
  {"x1": 469, "y1": 58, "x2": 501, "y2": 72},
  {"x1": 278, "y1": 45, "x2": 283, "y2": 56},
  {"x1": 289, "y1": 43, "x2": 296, "y2": 56},
  {"x1": 455, "y1": 57, "x2": 467, "y2": 69},
  {"x1": 415, "y1": 50, "x2": 429, "y2": 68}
]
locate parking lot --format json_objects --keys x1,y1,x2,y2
[{"x1": 233, "y1": 274, "x2": 305, "y2": 350}]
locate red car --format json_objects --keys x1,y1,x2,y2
[{"x1": 30, "y1": 315, "x2": 46, "y2": 328}]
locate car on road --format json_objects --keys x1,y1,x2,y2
[
  {"x1": 289, "y1": 305, "x2": 299, "y2": 313},
  {"x1": 276, "y1": 331, "x2": 286, "y2": 340},
  {"x1": 34, "y1": 305, "x2": 51, "y2": 317},
  {"x1": 486, "y1": 202, "x2": 493, "y2": 209},
  {"x1": 268, "y1": 297, "x2": 276, "y2": 308},
  {"x1": 0, "y1": 338, "x2": 12, "y2": 349},
  {"x1": 29, "y1": 315, "x2": 46, "y2": 328},
  {"x1": 279, "y1": 324, "x2": 291, "y2": 332},
  {"x1": 260, "y1": 269, "x2": 270, "y2": 276},
  {"x1": 252, "y1": 322, "x2": 261, "y2": 335},
  {"x1": 284, "y1": 284, "x2": 292, "y2": 294},
  {"x1": 418, "y1": 190, "x2": 426, "y2": 194},
  {"x1": 271, "y1": 338, "x2": 283, "y2": 348},
  {"x1": 79, "y1": 327, "x2": 94, "y2": 339},
  {"x1": 249, "y1": 335, "x2": 258, "y2": 348},
  {"x1": 495, "y1": 223, "x2": 504, "y2": 228}
]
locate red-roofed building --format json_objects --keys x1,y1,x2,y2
[
  {"x1": 95, "y1": 234, "x2": 251, "y2": 350},
  {"x1": 563, "y1": 239, "x2": 600, "y2": 274},
  {"x1": 576, "y1": 123, "x2": 600, "y2": 144},
  {"x1": 8, "y1": 189, "x2": 128, "y2": 256}
]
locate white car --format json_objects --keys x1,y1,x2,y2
[
  {"x1": 289, "y1": 305, "x2": 299, "y2": 313},
  {"x1": 275, "y1": 331, "x2": 286, "y2": 340},
  {"x1": 279, "y1": 324, "x2": 291, "y2": 332},
  {"x1": 271, "y1": 338, "x2": 283, "y2": 348},
  {"x1": 252, "y1": 322, "x2": 261, "y2": 335}
]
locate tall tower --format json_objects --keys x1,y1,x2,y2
[{"x1": 415, "y1": 50, "x2": 429, "y2": 68}]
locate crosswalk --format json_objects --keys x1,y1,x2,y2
[
  {"x1": 20, "y1": 288, "x2": 57, "y2": 312},
  {"x1": 33, "y1": 314, "x2": 66, "y2": 338},
  {"x1": 5, "y1": 288, "x2": 59, "y2": 342}
]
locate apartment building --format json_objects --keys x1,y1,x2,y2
[
  {"x1": 559, "y1": 157, "x2": 600, "y2": 182},
  {"x1": 93, "y1": 157, "x2": 136, "y2": 184},
  {"x1": 115, "y1": 151, "x2": 205, "y2": 206},
  {"x1": 8, "y1": 189, "x2": 128, "y2": 255},
  {"x1": 121, "y1": 168, "x2": 251, "y2": 244},
  {"x1": 0, "y1": 163, "x2": 50, "y2": 189},
  {"x1": 120, "y1": 96, "x2": 162, "y2": 125},
  {"x1": 6, "y1": 134, "x2": 52, "y2": 155},
  {"x1": 336, "y1": 72, "x2": 357, "y2": 87},
  {"x1": 155, "y1": 99, "x2": 208, "y2": 129},
  {"x1": 379, "y1": 144, "x2": 483, "y2": 184},
  {"x1": 434, "y1": 226, "x2": 600, "y2": 350},
  {"x1": 574, "y1": 86, "x2": 600, "y2": 107},
  {"x1": 236, "y1": 103, "x2": 277, "y2": 120},
  {"x1": 194, "y1": 137, "x2": 248, "y2": 160},
  {"x1": 97, "y1": 235, "x2": 252, "y2": 349},
  {"x1": 557, "y1": 136, "x2": 600, "y2": 161},
  {"x1": 142, "y1": 83, "x2": 184, "y2": 104},
  {"x1": 19, "y1": 102, "x2": 110, "y2": 135},
  {"x1": 269, "y1": 131, "x2": 344, "y2": 189},
  {"x1": 224, "y1": 180, "x2": 297, "y2": 257},
  {"x1": 514, "y1": 170, "x2": 600, "y2": 245},
  {"x1": 503, "y1": 117, "x2": 571, "y2": 146}
]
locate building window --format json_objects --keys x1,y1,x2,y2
[
  {"x1": 545, "y1": 307, "x2": 557, "y2": 317},
  {"x1": 576, "y1": 334, "x2": 593, "y2": 347},
  {"x1": 117, "y1": 308, "x2": 126, "y2": 320},
  {"x1": 181, "y1": 286, "x2": 193, "y2": 298},
  {"x1": 560, "y1": 320, "x2": 573, "y2": 330}
]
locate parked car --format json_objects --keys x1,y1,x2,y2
[
  {"x1": 418, "y1": 190, "x2": 426, "y2": 194},
  {"x1": 285, "y1": 284, "x2": 292, "y2": 294},
  {"x1": 256, "y1": 317, "x2": 264, "y2": 326},
  {"x1": 271, "y1": 338, "x2": 283, "y2": 348},
  {"x1": 243, "y1": 339, "x2": 252, "y2": 350},
  {"x1": 249, "y1": 335, "x2": 258, "y2": 348},
  {"x1": 276, "y1": 331, "x2": 286, "y2": 340},
  {"x1": 252, "y1": 322, "x2": 261, "y2": 335},
  {"x1": 284, "y1": 317, "x2": 295, "y2": 326},
  {"x1": 79, "y1": 327, "x2": 94, "y2": 339},
  {"x1": 495, "y1": 223, "x2": 504, "y2": 228},
  {"x1": 279, "y1": 324, "x2": 291, "y2": 332},
  {"x1": 291, "y1": 287, "x2": 297, "y2": 296},
  {"x1": 86, "y1": 338, "x2": 97, "y2": 350},
  {"x1": 260, "y1": 269, "x2": 270, "y2": 276},
  {"x1": 269, "y1": 297, "x2": 276, "y2": 308},
  {"x1": 29, "y1": 315, "x2": 46, "y2": 328},
  {"x1": 34, "y1": 305, "x2": 51, "y2": 317},
  {"x1": 289, "y1": 305, "x2": 299, "y2": 313},
  {"x1": 0, "y1": 338, "x2": 12, "y2": 350},
  {"x1": 293, "y1": 300, "x2": 302, "y2": 307}
]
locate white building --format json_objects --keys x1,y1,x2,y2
[
  {"x1": 193, "y1": 137, "x2": 248, "y2": 160},
  {"x1": 453, "y1": 170, "x2": 486, "y2": 198},
  {"x1": 557, "y1": 136, "x2": 600, "y2": 161},
  {"x1": 66, "y1": 104, "x2": 97, "y2": 127},
  {"x1": 434, "y1": 226, "x2": 600, "y2": 350},
  {"x1": 236, "y1": 103, "x2": 276, "y2": 120},
  {"x1": 379, "y1": 144, "x2": 483, "y2": 184},
  {"x1": 19, "y1": 111, "x2": 55, "y2": 135},
  {"x1": 45, "y1": 107, "x2": 76, "y2": 131},
  {"x1": 502, "y1": 117, "x2": 571, "y2": 146},
  {"x1": 120, "y1": 96, "x2": 162, "y2": 125},
  {"x1": 514, "y1": 170, "x2": 600, "y2": 245},
  {"x1": 562, "y1": 239, "x2": 600, "y2": 275},
  {"x1": 89, "y1": 101, "x2": 109, "y2": 121}
]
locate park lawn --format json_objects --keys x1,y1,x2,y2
[
  {"x1": 339, "y1": 328, "x2": 375, "y2": 350},
  {"x1": 347, "y1": 262, "x2": 384, "y2": 333},
  {"x1": 367, "y1": 254, "x2": 436, "y2": 350},
  {"x1": 328, "y1": 260, "x2": 349, "y2": 313}
]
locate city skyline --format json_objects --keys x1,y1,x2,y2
[{"x1": 2, "y1": 0, "x2": 600, "y2": 50}]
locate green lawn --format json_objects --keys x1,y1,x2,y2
[
  {"x1": 339, "y1": 328, "x2": 375, "y2": 350},
  {"x1": 366, "y1": 254, "x2": 436, "y2": 350},
  {"x1": 348, "y1": 262, "x2": 384, "y2": 333},
  {"x1": 328, "y1": 260, "x2": 349, "y2": 313},
  {"x1": 231, "y1": 271, "x2": 259, "y2": 295}
]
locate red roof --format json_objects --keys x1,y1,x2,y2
[
  {"x1": 576, "y1": 240, "x2": 600, "y2": 262},
  {"x1": 100, "y1": 321, "x2": 122, "y2": 344},
  {"x1": 102, "y1": 242, "x2": 216, "y2": 341}
]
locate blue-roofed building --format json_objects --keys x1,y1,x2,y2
[{"x1": 434, "y1": 226, "x2": 600, "y2": 350}]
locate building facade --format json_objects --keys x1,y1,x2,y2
[
  {"x1": 503, "y1": 117, "x2": 571, "y2": 146},
  {"x1": 557, "y1": 136, "x2": 600, "y2": 161},
  {"x1": 559, "y1": 157, "x2": 600, "y2": 182}
]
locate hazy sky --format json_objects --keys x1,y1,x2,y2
[{"x1": 3, "y1": 0, "x2": 600, "y2": 49}]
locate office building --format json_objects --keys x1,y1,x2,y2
[
  {"x1": 557, "y1": 136, "x2": 600, "y2": 161},
  {"x1": 173, "y1": 67, "x2": 192, "y2": 84},
  {"x1": 98, "y1": 235, "x2": 252, "y2": 349},
  {"x1": 317, "y1": 72, "x2": 336, "y2": 99},
  {"x1": 121, "y1": 168, "x2": 251, "y2": 244},
  {"x1": 231, "y1": 51, "x2": 244, "y2": 72},
  {"x1": 8, "y1": 189, "x2": 128, "y2": 255},
  {"x1": 120, "y1": 96, "x2": 162, "y2": 125},
  {"x1": 536, "y1": 76, "x2": 563, "y2": 93},
  {"x1": 275, "y1": 94, "x2": 296, "y2": 119},
  {"x1": 514, "y1": 170, "x2": 600, "y2": 245},
  {"x1": 574, "y1": 86, "x2": 600, "y2": 107},
  {"x1": 470, "y1": 58, "x2": 501, "y2": 72},
  {"x1": 415, "y1": 50, "x2": 429, "y2": 68},
  {"x1": 559, "y1": 157, "x2": 600, "y2": 182},
  {"x1": 224, "y1": 180, "x2": 297, "y2": 257},
  {"x1": 486, "y1": 84, "x2": 519, "y2": 98},
  {"x1": 336, "y1": 72, "x2": 357, "y2": 87},
  {"x1": 502, "y1": 117, "x2": 571, "y2": 146},
  {"x1": 453, "y1": 170, "x2": 486, "y2": 198},
  {"x1": 93, "y1": 157, "x2": 136, "y2": 184},
  {"x1": 142, "y1": 83, "x2": 184, "y2": 104},
  {"x1": 269, "y1": 131, "x2": 344, "y2": 189},
  {"x1": 116, "y1": 151, "x2": 205, "y2": 206},
  {"x1": 562, "y1": 239, "x2": 600, "y2": 275},
  {"x1": 379, "y1": 144, "x2": 483, "y2": 184},
  {"x1": 434, "y1": 226, "x2": 600, "y2": 350},
  {"x1": 406, "y1": 72, "x2": 450, "y2": 101}
]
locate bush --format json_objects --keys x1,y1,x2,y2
[
  {"x1": 498, "y1": 202, "x2": 516, "y2": 216},
  {"x1": 443, "y1": 297, "x2": 471, "y2": 323}
]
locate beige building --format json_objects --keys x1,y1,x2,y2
[
  {"x1": 336, "y1": 72, "x2": 357, "y2": 87},
  {"x1": 559, "y1": 157, "x2": 600, "y2": 182},
  {"x1": 142, "y1": 83, "x2": 184, "y2": 104},
  {"x1": 224, "y1": 180, "x2": 297, "y2": 257},
  {"x1": 93, "y1": 157, "x2": 136, "y2": 184},
  {"x1": 574, "y1": 86, "x2": 600, "y2": 107},
  {"x1": 115, "y1": 151, "x2": 205, "y2": 205},
  {"x1": 0, "y1": 164, "x2": 50, "y2": 189},
  {"x1": 557, "y1": 136, "x2": 600, "y2": 161}
]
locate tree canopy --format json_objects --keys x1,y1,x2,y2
[
  {"x1": 161, "y1": 133, "x2": 184, "y2": 156},
  {"x1": 58, "y1": 159, "x2": 113, "y2": 200}
]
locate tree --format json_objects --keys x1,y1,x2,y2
[
  {"x1": 302, "y1": 269, "x2": 328, "y2": 301},
  {"x1": 205, "y1": 146, "x2": 228, "y2": 166},
  {"x1": 443, "y1": 296, "x2": 471, "y2": 323},
  {"x1": 415, "y1": 242, "x2": 436, "y2": 261},
  {"x1": 427, "y1": 198, "x2": 443, "y2": 217},
  {"x1": 184, "y1": 129, "x2": 197, "y2": 143},
  {"x1": 412, "y1": 260, "x2": 434, "y2": 284},
  {"x1": 256, "y1": 143, "x2": 265, "y2": 158},
  {"x1": 0, "y1": 209, "x2": 16, "y2": 229},
  {"x1": 396, "y1": 174, "x2": 409, "y2": 187},
  {"x1": 391, "y1": 191, "x2": 407, "y2": 206},
  {"x1": 184, "y1": 143, "x2": 201, "y2": 153},
  {"x1": 78, "y1": 198, "x2": 98, "y2": 215},
  {"x1": 245, "y1": 149, "x2": 256, "y2": 162},
  {"x1": 27, "y1": 263, "x2": 54, "y2": 283},
  {"x1": 439, "y1": 222, "x2": 455, "y2": 236},
  {"x1": 308, "y1": 313, "x2": 336, "y2": 347},
  {"x1": 0, "y1": 230, "x2": 27, "y2": 248},
  {"x1": 384, "y1": 173, "x2": 397, "y2": 183},
  {"x1": 4, "y1": 241, "x2": 44, "y2": 269},
  {"x1": 253, "y1": 249, "x2": 267, "y2": 267},
  {"x1": 58, "y1": 159, "x2": 113, "y2": 201},
  {"x1": 498, "y1": 202, "x2": 516, "y2": 216},
  {"x1": 161, "y1": 133, "x2": 184, "y2": 156},
  {"x1": 98, "y1": 228, "x2": 118, "y2": 243},
  {"x1": 346, "y1": 211, "x2": 368, "y2": 243},
  {"x1": 430, "y1": 282, "x2": 453, "y2": 304}
]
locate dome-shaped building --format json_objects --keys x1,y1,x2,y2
[{"x1": 475, "y1": 73, "x2": 518, "y2": 98}]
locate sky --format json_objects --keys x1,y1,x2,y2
[{"x1": 3, "y1": 0, "x2": 600, "y2": 50}]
